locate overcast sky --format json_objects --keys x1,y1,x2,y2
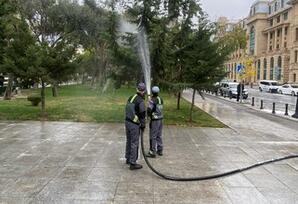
[{"x1": 200, "y1": 0, "x2": 256, "y2": 21}]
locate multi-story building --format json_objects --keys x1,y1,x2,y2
[
  {"x1": 224, "y1": 0, "x2": 298, "y2": 84},
  {"x1": 222, "y1": 19, "x2": 248, "y2": 82}
]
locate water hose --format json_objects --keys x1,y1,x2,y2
[{"x1": 140, "y1": 130, "x2": 298, "y2": 181}]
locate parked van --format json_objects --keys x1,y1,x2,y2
[{"x1": 259, "y1": 80, "x2": 280, "y2": 93}]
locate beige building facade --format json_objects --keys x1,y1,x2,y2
[{"x1": 224, "y1": 0, "x2": 298, "y2": 84}]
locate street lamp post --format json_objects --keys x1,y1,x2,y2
[{"x1": 292, "y1": 94, "x2": 298, "y2": 119}]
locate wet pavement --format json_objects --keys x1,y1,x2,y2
[{"x1": 1, "y1": 96, "x2": 298, "y2": 203}]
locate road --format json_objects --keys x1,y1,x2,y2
[
  {"x1": 248, "y1": 87, "x2": 296, "y2": 105},
  {"x1": 248, "y1": 87, "x2": 297, "y2": 115},
  {"x1": 217, "y1": 86, "x2": 298, "y2": 115}
]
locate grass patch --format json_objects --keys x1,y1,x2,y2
[{"x1": 0, "y1": 85, "x2": 225, "y2": 127}]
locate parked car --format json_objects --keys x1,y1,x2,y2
[
  {"x1": 278, "y1": 84, "x2": 298, "y2": 96},
  {"x1": 220, "y1": 82, "x2": 248, "y2": 99},
  {"x1": 259, "y1": 80, "x2": 280, "y2": 93}
]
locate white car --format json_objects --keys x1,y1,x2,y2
[
  {"x1": 278, "y1": 84, "x2": 298, "y2": 96},
  {"x1": 259, "y1": 80, "x2": 280, "y2": 93}
]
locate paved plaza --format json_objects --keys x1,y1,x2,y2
[{"x1": 1, "y1": 94, "x2": 298, "y2": 203}]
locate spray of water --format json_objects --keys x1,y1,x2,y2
[
  {"x1": 137, "y1": 27, "x2": 151, "y2": 95},
  {"x1": 119, "y1": 18, "x2": 151, "y2": 95}
]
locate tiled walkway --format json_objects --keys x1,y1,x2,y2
[{"x1": 0, "y1": 93, "x2": 298, "y2": 203}]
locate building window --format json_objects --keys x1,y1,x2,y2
[
  {"x1": 250, "y1": 26, "x2": 255, "y2": 55},
  {"x1": 281, "y1": 0, "x2": 285, "y2": 8},
  {"x1": 270, "y1": 19, "x2": 273, "y2": 26},
  {"x1": 295, "y1": 50, "x2": 298, "y2": 63},
  {"x1": 263, "y1": 58, "x2": 267, "y2": 80},
  {"x1": 294, "y1": 73, "x2": 297, "y2": 82},
  {"x1": 277, "y1": 29, "x2": 281, "y2": 37},
  {"x1": 285, "y1": 27, "x2": 288, "y2": 35},
  {"x1": 270, "y1": 57, "x2": 274, "y2": 80},
  {"x1": 270, "y1": 32, "x2": 273, "y2": 39},
  {"x1": 275, "y1": 2, "x2": 278, "y2": 12},
  {"x1": 269, "y1": 6, "x2": 272, "y2": 15},
  {"x1": 257, "y1": 60, "x2": 261, "y2": 80},
  {"x1": 277, "y1": 56, "x2": 282, "y2": 80},
  {"x1": 284, "y1": 42, "x2": 287, "y2": 48},
  {"x1": 296, "y1": 28, "x2": 298, "y2": 41},
  {"x1": 277, "y1": 44, "x2": 280, "y2": 49},
  {"x1": 277, "y1": 16, "x2": 280, "y2": 23},
  {"x1": 284, "y1": 12, "x2": 288, "y2": 21}
]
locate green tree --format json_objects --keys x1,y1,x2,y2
[
  {"x1": 217, "y1": 26, "x2": 247, "y2": 53},
  {"x1": 55, "y1": 0, "x2": 124, "y2": 90},
  {"x1": 17, "y1": 0, "x2": 80, "y2": 114},
  {"x1": 161, "y1": 0, "x2": 202, "y2": 110},
  {"x1": 0, "y1": 0, "x2": 36, "y2": 100},
  {"x1": 125, "y1": 0, "x2": 169, "y2": 84},
  {"x1": 0, "y1": 0, "x2": 13, "y2": 65},
  {"x1": 65, "y1": 0, "x2": 112, "y2": 88},
  {"x1": 110, "y1": 33, "x2": 142, "y2": 87},
  {"x1": 182, "y1": 24, "x2": 228, "y2": 122}
]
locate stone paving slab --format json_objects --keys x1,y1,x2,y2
[{"x1": 1, "y1": 121, "x2": 298, "y2": 203}]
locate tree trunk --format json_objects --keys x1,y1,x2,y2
[
  {"x1": 91, "y1": 77, "x2": 95, "y2": 87},
  {"x1": 189, "y1": 89, "x2": 196, "y2": 123},
  {"x1": 101, "y1": 60, "x2": 108, "y2": 87},
  {"x1": 3, "y1": 74, "x2": 13, "y2": 100},
  {"x1": 52, "y1": 83, "x2": 58, "y2": 97},
  {"x1": 41, "y1": 80, "x2": 46, "y2": 117},
  {"x1": 81, "y1": 74, "x2": 85, "y2": 85},
  {"x1": 177, "y1": 91, "x2": 181, "y2": 110},
  {"x1": 97, "y1": 57, "x2": 107, "y2": 88},
  {"x1": 91, "y1": 69, "x2": 98, "y2": 88},
  {"x1": 97, "y1": 43, "x2": 108, "y2": 88}
]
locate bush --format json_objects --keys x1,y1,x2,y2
[{"x1": 27, "y1": 95, "x2": 41, "y2": 106}]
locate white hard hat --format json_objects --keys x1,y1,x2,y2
[{"x1": 152, "y1": 86, "x2": 160, "y2": 94}]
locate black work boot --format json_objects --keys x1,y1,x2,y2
[
  {"x1": 130, "y1": 163, "x2": 143, "y2": 170},
  {"x1": 126, "y1": 159, "x2": 130, "y2": 165},
  {"x1": 157, "y1": 150, "x2": 163, "y2": 156},
  {"x1": 146, "y1": 150, "x2": 156, "y2": 158}
]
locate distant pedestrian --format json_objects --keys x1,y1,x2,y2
[
  {"x1": 237, "y1": 81, "x2": 244, "y2": 102},
  {"x1": 146, "y1": 86, "x2": 164, "y2": 158},
  {"x1": 125, "y1": 83, "x2": 147, "y2": 170}
]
